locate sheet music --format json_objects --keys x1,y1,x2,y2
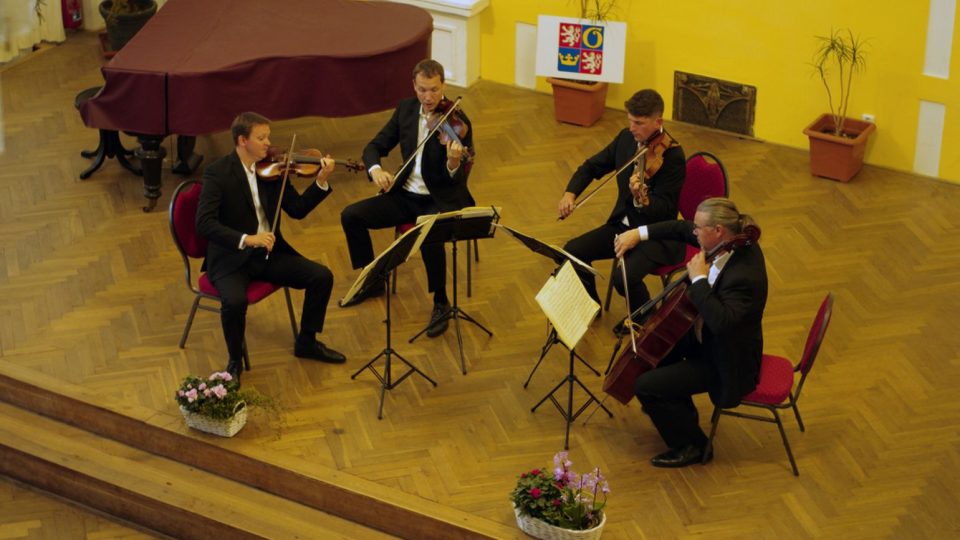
[
  {"x1": 341, "y1": 215, "x2": 437, "y2": 304},
  {"x1": 495, "y1": 223, "x2": 600, "y2": 277},
  {"x1": 535, "y1": 261, "x2": 600, "y2": 349}
]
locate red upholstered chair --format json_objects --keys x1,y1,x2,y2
[
  {"x1": 604, "y1": 151, "x2": 729, "y2": 311},
  {"x1": 703, "y1": 293, "x2": 834, "y2": 476},
  {"x1": 168, "y1": 180, "x2": 298, "y2": 371},
  {"x1": 391, "y1": 222, "x2": 479, "y2": 297}
]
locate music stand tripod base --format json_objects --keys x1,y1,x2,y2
[
  {"x1": 531, "y1": 348, "x2": 613, "y2": 450},
  {"x1": 409, "y1": 215, "x2": 495, "y2": 374},
  {"x1": 352, "y1": 275, "x2": 437, "y2": 419}
]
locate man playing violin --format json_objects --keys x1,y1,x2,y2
[
  {"x1": 615, "y1": 198, "x2": 768, "y2": 468},
  {"x1": 557, "y1": 89, "x2": 686, "y2": 334},
  {"x1": 339, "y1": 59, "x2": 474, "y2": 338},
  {"x1": 196, "y1": 112, "x2": 346, "y2": 383}
]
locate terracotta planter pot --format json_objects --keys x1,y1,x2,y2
[
  {"x1": 803, "y1": 113, "x2": 876, "y2": 182},
  {"x1": 547, "y1": 78, "x2": 608, "y2": 127}
]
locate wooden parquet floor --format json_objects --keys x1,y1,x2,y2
[{"x1": 3, "y1": 32, "x2": 960, "y2": 538}]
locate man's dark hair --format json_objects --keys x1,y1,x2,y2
[
  {"x1": 624, "y1": 89, "x2": 664, "y2": 117},
  {"x1": 231, "y1": 112, "x2": 270, "y2": 145},
  {"x1": 412, "y1": 59, "x2": 445, "y2": 82}
]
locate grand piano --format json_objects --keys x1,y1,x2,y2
[{"x1": 80, "y1": 0, "x2": 432, "y2": 210}]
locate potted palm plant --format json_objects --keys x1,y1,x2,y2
[
  {"x1": 803, "y1": 28, "x2": 875, "y2": 182},
  {"x1": 99, "y1": 0, "x2": 157, "y2": 52},
  {"x1": 539, "y1": 1, "x2": 626, "y2": 126}
]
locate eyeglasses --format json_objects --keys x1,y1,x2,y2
[{"x1": 693, "y1": 222, "x2": 717, "y2": 232}]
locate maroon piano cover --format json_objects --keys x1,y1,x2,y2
[{"x1": 80, "y1": 0, "x2": 432, "y2": 136}]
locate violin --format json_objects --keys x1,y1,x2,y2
[
  {"x1": 602, "y1": 224, "x2": 761, "y2": 404},
  {"x1": 256, "y1": 146, "x2": 365, "y2": 179}
]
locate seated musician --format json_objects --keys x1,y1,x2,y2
[
  {"x1": 613, "y1": 197, "x2": 768, "y2": 467},
  {"x1": 557, "y1": 89, "x2": 686, "y2": 334},
  {"x1": 339, "y1": 59, "x2": 474, "y2": 338},
  {"x1": 196, "y1": 112, "x2": 346, "y2": 383}
]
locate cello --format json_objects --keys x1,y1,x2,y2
[{"x1": 601, "y1": 224, "x2": 761, "y2": 404}]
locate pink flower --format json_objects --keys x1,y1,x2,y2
[
  {"x1": 198, "y1": 382, "x2": 207, "y2": 390},
  {"x1": 531, "y1": 468, "x2": 541, "y2": 476},
  {"x1": 177, "y1": 390, "x2": 185, "y2": 397},
  {"x1": 211, "y1": 384, "x2": 228, "y2": 399},
  {"x1": 185, "y1": 388, "x2": 198, "y2": 402},
  {"x1": 530, "y1": 487, "x2": 541, "y2": 499}
]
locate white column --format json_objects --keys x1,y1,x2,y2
[{"x1": 390, "y1": 0, "x2": 490, "y2": 87}]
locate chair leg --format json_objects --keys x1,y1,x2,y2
[
  {"x1": 179, "y1": 296, "x2": 202, "y2": 348},
  {"x1": 703, "y1": 406, "x2": 722, "y2": 463},
  {"x1": 283, "y1": 287, "x2": 299, "y2": 341},
  {"x1": 603, "y1": 259, "x2": 617, "y2": 311},
  {"x1": 771, "y1": 408, "x2": 799, "y2": 476},
  {"x1": 788, "y1": 393, "x2": 805, "y2": 432}
]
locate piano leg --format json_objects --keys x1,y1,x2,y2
[
  {"x1": 172, "y1": 135, "x2": 203, "y2": 176},
  {"x1": 134, "y1": 135, "x2": 167, "y2": 212}
]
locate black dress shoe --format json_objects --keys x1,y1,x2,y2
[
  {"x1": 425, "y1": 303, "x2": 450, "y2": 338},
  {"x1": 294, "y1": 340, "x2": 347, "y2": 363},
  {"x1": 338, "y1": 282, "x2": 385, "y2": 308},
  {"x1": 650, "y1": 444, "x2": 712, "y2": 468}
]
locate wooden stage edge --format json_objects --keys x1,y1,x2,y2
[{"x1": 0, "y1": 360, "x2": 521, "y2": 539}]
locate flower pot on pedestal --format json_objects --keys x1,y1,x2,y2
[
  {"x1": 803, "y1": 113, "x2": 876, "y2": 182},
  {"x1": 547, "y1": 78, "x2": 608, "y2": 127},
  {"x1": 99, "y1": 0, "x2": 158, "y2": 53}
]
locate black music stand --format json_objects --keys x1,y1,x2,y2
[
  {"x1": 529, "y1": 261, "x2": 613, "y2": 450},
  {"x1": 496, "y1": 224, "x2": 604, "y2": 385},
  {"x1": 348, "y1": 220, "x2": 437, "y2": 419},
  {"x1": 409, "y1": 208, "x2": 500, "y2": 374}
]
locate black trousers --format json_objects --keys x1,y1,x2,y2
[
  {"x1": 563, "y1": 222, "x2": 684, "y2": 313},
  {"x1": 211, "y1": 251, "x2": 333, "y2": 363},
  {"x1": 340, "y1": 190, "x2": 447, "y2": 295},
  {"x1": 633, "y1": 331, "x2": 713, "y2": 450}
]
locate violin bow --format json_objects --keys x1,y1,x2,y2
[
  {"x1": 558, "y1": 144, "x2": 649, "y2": 221},
  {"x1": 383, "y1": 97, "x2": 465, "y2": 193},
  {"x1": 617, "y1": 254, "x2": 639, "y2": 354},
  {"x1": 265, "y1": 133, "x2": 296, "y2": 260}
]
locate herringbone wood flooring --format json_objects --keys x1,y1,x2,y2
[{"x1": 3, "y1": 32, "x2": 960, "y2": 538}]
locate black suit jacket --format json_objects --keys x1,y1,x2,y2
[
  {"x1": 648, "y1": 220, "x2": 768, "y2": 407},
  {"x1": 566, "y1": 129, "x2": 685, "y2": 227},
  {"x1": 196, "y1": 151, "x2": 330, "y2": 282},
  {"x1": 362, "y1": 97, "x2": 474, "y2": 211}
]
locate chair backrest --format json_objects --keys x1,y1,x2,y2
[
  {"x1": 169, "y1": 180, "x2": 207, "y2": 259},
  {"x1": 679, "y1": 152, "x2": 729, "y2": 220},
  {"x1": 794, "y1": 292, "x2": 834, "y2": 397}
]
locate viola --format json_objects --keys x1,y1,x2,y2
[
  {"x1": 602, "y1": 224, "x2": 761, "y2": 404},
  {"x1": 256, "y1": 146, "x2": 365, "y2": 179},
  {"x1": 631, "y1": 129, "x2": 679, "y2": 207},
  {"x1": 428, "y1": 97, "x2": 473, "y2": 159}
]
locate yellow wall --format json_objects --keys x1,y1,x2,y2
[{"x1": 478, "y1": 1, "x2": 960, "y2": 183}]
